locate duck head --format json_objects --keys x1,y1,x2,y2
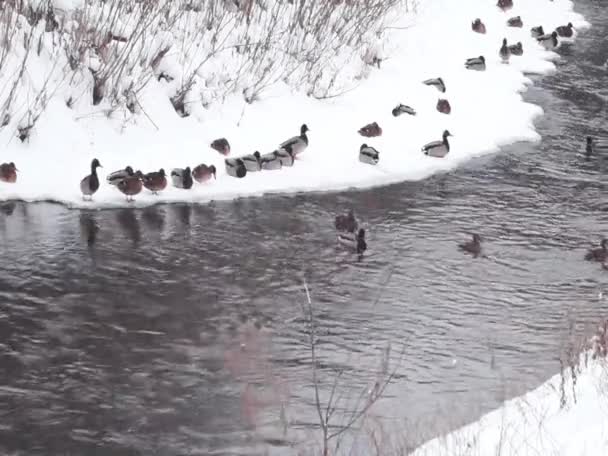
[
  {"x1": 472, "y1": 234, "x2": 482, "y2": 243},
  {"x1": 125, "y1": 166, "x2": 134, "y2": 175},
  {"x1": 8, "y1": 162, "x2": 17, "y2": 171},
  {"x1": 551, "y1": 31, "x2": 558, "y2": 38},
  {"x1": 134, "y1": 170, "x2": 144, "y2": 179},
  {"x1": 479, "y1": 56, "x2": 485, "y2": 63},
  {"x1": 357, "y1": 228, "x2": 366, "y2": 239},
  {"x1": 360, "y1": 143, "x2": 368, "y2": 151},
  {"x1": 473, "y1": 18, "x2": 481, "y2": 26},
  {"x1": 300, "y1": 124, "x2": 309, "y2": 135},
  {"x1": 502, "y1": 38, "x2": 507, "y2": 46},
  {"x1": 210, "y1": 165, "x2": 217, "y2": 179},
  {"x1": 587, "y1": 136, "x2": 594, "y2": 145},
  {"x1": 602, "y1": 239, "x2": 608, "y2": 250},
  {"x1": 253, "y1": 151, "x2": 261, "y2": 159},
  {"x1": 184, "y1": 166, "x2": 191, "y2": 175},
  {"x1": 159, "y1": 168, "x2": 166, "y2": 177},
  {"x1": 91, "y1": 158, "x2": 102, "y2": 169},
  {"x1": 443, "y1": 130, "x2": 453, "y2": 139},
  {"x1": 568, "y1": 22, "x2": 573, "y2": 29}
]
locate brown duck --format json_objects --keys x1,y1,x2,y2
[
  {"x1": 459, "y1": 234, "x2": 482, "y2": 258},
  {"x1": 472, "y1": 18, "x2": 486, "y2": 34},
  {"x1": 497, "y1": 0, "x2": 513, "y2": 11},
  {"x1": 436, "y1": 99, "x2": 451, "y2": 114},
  {"x1": 192, "y1": 164, "x2": 217, "y2": 183},
  {"x1": 358, "y1": 122, "x2": 382, "y2": 138},
  {"x1": 117, "y1": 171, "x2": 144, "y2": 202},
  {"x1": 585, "y1": 239, "x2": 608, "y2": 262},
  {"x1": 0, "y1": 162, "x2": 17, "y2": 183},
  {"x1": 335, "y1": 210, "x2": 358, "y2": 233},
  {"x1": 211, "y1": 138, "x2": 231, "y2": 155},
  {"x1": 142, "y1": 168, "x2": 167, "y2": 194}
]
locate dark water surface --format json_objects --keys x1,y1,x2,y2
[{"x1": 2, "y1": 2, "x2": 608, "y2": 454}]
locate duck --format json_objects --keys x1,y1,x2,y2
[
  {"x1": 142, "y1": 168, "x2": 167, "y2": 194},
  {"x1": 497, "y1": 0, "x2": 513, "y2": 11},
  {"x1": 465, "y1": 56, "x2": 486, "y2": 71},
  {"x1": 508, "y1": 42, "x2": 524, "y2": 56},
  {"x1": 359, "y1": 144, "x2": 380, "y2": 165},
  {"x1": 192, "y1": 164, "x2": 217, "y2": 183},
  {"x1": 279, "y1": 124, "x2": 309, "y2": 156},
  {"x1": 423, "y1": 77, "x2": 446, "y2": 93},
  {"x1": 210, "y1": 138, "x2": 231, "y2": 155},
  {"x1": 171, "y1": 167, "x2": 194, "y2": 188},
  {"x1": 436, "y1": 99, "x2": 451, "y2": 114},
  {"x1": 335, "y1": 210, "x2": 359, "y2": 233},
  {"x1": 225, "y1": 158, "x2": 247, "y2": 178},
  {"x1": 585, "y1": 239, "x2": 608, "y2": 262},
  {"x1": 116, "y1": 171, "x2": 144, "y2": 202},
  {"x1": 537, "y1": 31, "x2": 558, "y2": 51},
  {"x1": 274, "y1": 146, "x2": 295, "y2": 167},
  {"x1": 392, "y1": 104, "x2": 416, "y2": 116},
  {"x1": 0, "y1": 162, "x2": 17, "y2": 183},
  {"x1": 337, "y1": 228, "x2": 367, "y2": 256},
  {"x1": 241, "y1": 151, "x2": 262, "y2": 172},
  {"x1": 80, "y1": 158, "x2": 102, "y2": 201},
  {"x1": 106, "y1": 166, "x2": 134, "y2": 186},
  {"x1": 459, "y1": 234, "x2": 482, "y2": 258},
  {"x1": 507, "y1": 16, "x2": 523, "y2": 27},
  {"x1": 260, "y1": 153, "x2": 282, "y2": 170},
  {"x1": 471, "y1": 18, "x2": 486, "y2": 34},
  {"x1": 530, "y1": 26, "x2": 545, "y2": 38},
  {"x1": 422, "y1": 130, "x2": 452, "y2": 158},
  {"x1": 556, "y1": 22, "x2": 574, "y2": 38},
  {"x1": 499, "y1": 38, "x2": 511, "y2": 63},
  {"x1": 358, "y1": 122, "x2": 382, "y2": 138},
  {"x1": 586, "y1": 136, "x2": 594, "y2": 157}
]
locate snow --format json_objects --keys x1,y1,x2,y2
[
  {"x1": 412, "y1": 352, "x2": 608, "y2": 455},
  {"x1": 0, "y1": 0, "x2": 588, "y2": 209}
]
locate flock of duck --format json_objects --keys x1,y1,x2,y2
[{"x1": 0, "y1": 0, "x2": 594, "y2": 258}]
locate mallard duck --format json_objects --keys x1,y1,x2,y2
[
  {"x1": 171, "y1": 167, "x2": 194, "y2": 188},
  {"x1": 423, "y1": 77, "x2": 446, "y2": 93},
  {"x1": 106, "y1": 166, "x2": 134, "y2": 186},
  {"x1": 80, "y1": 158, "x2": 102, "y2": 201},
  {"x1": 459, "y1": 234, "x2": 482, "y2": 258},
  {"x1": 211, "y1": 138, "x2": 231, "y2": 155},
  {"x1": 225, "y1": 158, "x2": 247, "y2": 178},
  {"x1": 359, "y1": 144, "x2": 379, "y2": 165},
  {"x1": 241, "y1": 151, "x2": 262, "y2": 172},
  {"x1": 192, "y1": 164, "x2": 217, "y2": 183},
  {"x1": 556, "y1": 22, "x2": 574, "y2": 38},
  {"x1": 142, "y1": 168, "x2": 167, "y2": 194},
  {"x1": 537, "y1": 31, "x2": 558, "y2": 51},
  {"x1": 499, "y1": 38, "x2": 511, "y2": 63},
  {"x1": 337, "y1": 228, "x2": 367, "y2": 255},
  {"x1": 465, "y1": 56, "x2": 486, "y2": 71},
  {"x1": 0, "y1": 162, "x2": 17, "y2": 183},
  {"x1": 335, "y1": 210, "x2": 359, "y2": 233},
  {"x1": 472, "y1": 18, "x2": 486, "y2": 34},
  {"x1": 531, "y1": 26, "x2": 545, "y2": 38},
  {"x1": 260, "y1": 153, "x2": 282, "y2": 171},
  {"x1": 422, "y1": 130, "x2": 452, "y2": 158},
  {"x1": 585, "y1": 239, "x2": 608, "y2": 262},
  {"x1": 507, "y1": 16, "x2": 523, "y2": 27},
  {"x1": 279, "y1": 124, "x2": 309, "y2": 156},
  {"x1": 586, "y1": 136, "x2": 594, "y2": 157},
  {"x1": 392, "y1": 104, "x2": 416, "y2": 117},
  {"x1": 436, "y1": 99, "x2": 451, "y2": 114},
  {"x1": 497, "y1": 0, "x2": 513, "y2": 11},
  {"x1": 508, "y1": 42, "x2": 523, "y2": 56},
  {"x1": 117, "y1": 170, "x2": 144, "y2": 202},
  {"x1": 275, "y1": 146, "x2": 295, "y2": 167},
  {"x1": 358, "y1": 122, "x2": 382, "y2": 138}
]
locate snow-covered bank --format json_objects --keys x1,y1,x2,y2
[
  {"x1": 0, "y1": 0, "x2": 588, "y2": 209},
  {"x1": 413, "y1": 350, "x2": 608, "y2": 455}
]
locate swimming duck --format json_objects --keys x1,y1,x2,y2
[
  {"x1": 586, "y1": 136, "x2": 594, "y2": 156},
  {"x1": 0, "y1": 162, "x2": 17, "y2": 183},
  {"x1": 537, "y1": 31, "x2": 558, "y2": 51},
  {"x1": 459, "y1": 234, "x2": 482, "y2": 258},
  {"x1": 335, "y1": 210, "x2": 359, "y2": 233},
  {"x1": 142, "y1": 168, "x2": 167, "y2": 194},
  {"x1": 422, "y1": 130, "x2": 452, "y2": 158},
  {"x1": 507, "y1": 16, "x2": 523, "y2": 27},
  {"x1": 359, "y1": 144, "x2": 380, "y2": 165},
  {"x1": 358, "y1": 122, "x2": 382, "y2": 138},
  {"x1": 211, "y1": 138, "x2": 231, "y2": 155},
  {"x1": 556, "y1": 22, "x2": 574, "y2": 38},
  {"x1": 171, "y1": 167, "x2": 194, "y2": 188},
  {"x1": 499, "y1": 38, "x2": 511, "y2": 63},
  {"x1": 436, "y1": 99, "x2": 451, "y2": 114},
  {"x1": 497, "y1": 0, "x2": 513, "y2": 11},
  {"x1": 508, "y1": 42, "x2": 524, "y2": 56},
  {"x1": 260, "y1": 153, "x2": 282, "y2": 171},
  {"x1": 471, "y1": 18, "x2": 486, "y2": 34},
  {"x1": 106, "y1": 166, "x2": 134, "y2": 185},
  {"x1": 337, "y1": 228, "x2": 367, "y2": 256},
  {"x1": 225, "y1": 158, "x2": 247, "y2": 178},
  {"x1": 423, "y1": 77, "x2": 446, "y2": 93},
  {"x1": 80, "y1": 158, "x2": 102, "y2": 201},
  {"x1": 241, "y1": 151, "x2": 262, "y2": 172},
  {"x1": 192, "y1": 164, "x2": 217, "y2": 182},
  {"x1": 530, "y1": 26, "x2": 545, "y2": 38},
  {"x1": 585, "y1": 239, "x2": 608, "y2": 262},
  {"x1": 465, "y1": 56, "x2": 486, "y2": 71},
  {"x1": 392, "y1": 104, "x2": 416, "y2": 116},
  {"x1": 279, "y1": 124, "x2": 309, "y2": 156},
  {"x1": 274, "y1": 146, "x2": 295, "y2": 167},
  {"x1": 116, "y1": 170, "x2": 144, "y2": 202}
]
